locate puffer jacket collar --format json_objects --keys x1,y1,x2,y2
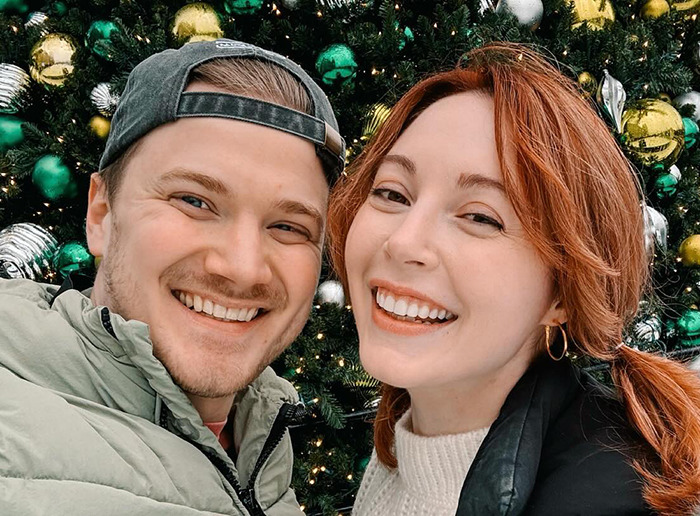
[{"x1": 457, "y1": 358, "x2": 583, "y2": 514}]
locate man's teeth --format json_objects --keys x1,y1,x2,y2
[
  {"x1": 376, "y1": 289, "x2": 454, "y2": 323},
  {"x1": 176, "y1": 291, "x2": 259, "y2": 322}
]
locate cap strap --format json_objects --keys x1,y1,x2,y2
[{"x1": 177, "y1": 91, "x2": 344, "y2": 180}]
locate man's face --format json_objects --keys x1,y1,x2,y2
[{"x1": 87, "y1": 100, "x2": 328, "y2": 399}]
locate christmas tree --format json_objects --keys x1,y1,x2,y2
[{"x1": 2, "y1": 0, "x2": 700, "y2": 513}]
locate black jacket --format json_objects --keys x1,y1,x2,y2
[{"x1": 457, "y1": 358, "x2": 654, "y2": 515}]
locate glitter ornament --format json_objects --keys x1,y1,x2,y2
[{"x1": 0, "y1": 223, "x2": 58, "y2": 280}]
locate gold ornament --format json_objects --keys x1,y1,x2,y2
[
  {"x1": 680, "y1": 235, "x2": 700, "y2": 266},
  {"x1": 620, "y1": 99, "x2": 684, "y2": 168},
  {"x1": 577, "y1": 71, "x2": 598, "y2": 98},
  {"x1": 657, "y1": 92, "x2": 672, "y2": 103},
  {"x1": 569, "y1": 0, "x2": 615, "y2": 30},
  {"x1": 640, "y1": 0, "x2": 670, "y2": 18},
  {"x1": 361, "y1": 103, "x2": 391, "y2": 142},
  {"x1": 671, "y1": 0, "x2": 700, "y2": 13},
  {"x1": 89, "y1": 115, "x2": 111, "y2": 139},
  {"x1": 172, "y1": 3, "x2": 223, "y2": 46},
  {"x1": 29, "y1": 33, "x2": 77, "y2": 87}
]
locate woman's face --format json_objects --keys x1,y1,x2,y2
[{"x1": 345, "y1": 92, "x2": 564, "y2": 394}]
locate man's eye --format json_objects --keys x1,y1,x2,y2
[
  {"x1": 179, "y1": 195, "x2": 211, "y2": 210},
  {"x1": 370, "y1": 187, "x2": 410, "y2": 205},
  {"x1": 271, "y1": 223, "x2": 313, "y2": 244}
]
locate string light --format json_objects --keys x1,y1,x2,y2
[
  {"x1": 317, "y1": 10, "x2": 323, "y2": 17},
  {"x1": 338, "y1": 358, "x2": 345, "y2": 367},
  {"x1": 347, "y1": 474, "x2": 353, "y2": 480}
]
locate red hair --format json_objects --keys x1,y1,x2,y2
[{"x1": 327, "y1": 42, "x2": 700, "y2": 515}]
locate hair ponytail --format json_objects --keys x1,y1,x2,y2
[{"x1": 612, "y1": 346, "x2": 700, "y2": 514}]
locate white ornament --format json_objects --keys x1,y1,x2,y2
[
  {"x1": 673, "y1": 91, "x2": 700, "y2": 123},
  {"x1": 597, "y1": 70, "x2": 626, "y2": 133},
  {"x1": 495, "y1": 0, "x2": 544, "y2": 31},
  {"x1": 644, "y1": 205, "x2": 668, "y2": 255},
  {"x1": 668, "y1": 164, "x2": 682, "y2": 182},
  {"x1": 316, "y1": 280, "x2": 345, "y2": 306}
]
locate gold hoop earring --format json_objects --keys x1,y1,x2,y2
[{"x1": 545, "y1": 323, "x2": 568, "y2": 361}]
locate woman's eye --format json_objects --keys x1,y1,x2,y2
[
  {"x1": 371, "y1": 187, "x2": 410, "y2": 205},
  {"x1": 179, "y1": 195, "x2": 211, "y2": 210},
  {"x1": 463, "y1": 213, "x2": 503, "y2": 230}
]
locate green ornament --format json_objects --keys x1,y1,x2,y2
[
  {"x1": 355, "y1": 455, "x2": 371, "y2": 473},
  {"x1": 51, "y1": 1, "x2": 67, "y2": 16},
  {"x1": 223, "y1": 0, "x2": 263, "y2": 14},
  {"x1": 683, "y1": 117, "x2": 699, "y2": 149},
  {"x1": 53, "y1": 241, "x2": 93, "y2": 278},
  {"x1": 315, "y1": 44, "x2": 358, "y2": 86},
  {"x1": 85, "y1": 20, "x2": 120, "y2": 60},
  {"x1": 394, "y1": 22, "x2": 414, "y2": 51},
  {"x1": 0, "y1": 115, "x2": 24, "y2": 153},
  {"x1": 676, "y1": 309, "x2": 700, "y2": 347},
  {"x1": 654, "y1": 172, "x2": 678, "y2": 200},
  {"x1": 32, "y1": 155, "x2": 78, "y2": 200},
  {"x1": 282, "y1": 367, "x2": 298, "y2": 379},
  {"x1": 0, "y1": 0, "x2": 29, "y2": 14}
]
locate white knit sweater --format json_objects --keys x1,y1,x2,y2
[{"x1": 352, "y1": 410, "x2": 490, "y2": 516}]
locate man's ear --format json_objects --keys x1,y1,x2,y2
[{"x1": 85, "y1": 173, "x2": 111, "y2": 259}]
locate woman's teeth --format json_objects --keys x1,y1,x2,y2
[
  {"x1": 375, "y1": 288, "x2": 454, "y2": 324},
  {"x1": 174, "y1": 290, "x2": 259, "y2": 322}
]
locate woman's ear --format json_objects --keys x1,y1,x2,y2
[
  {"x1": 541, "y1": 298, "x2": 567, "y2": 327},
  {"x1": 85, "y1": 173, "x2": 110, "y2": 259}
]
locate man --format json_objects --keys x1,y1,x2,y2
[{"x1": 0, "y1": 39, "x2": 344, "y2": 515}]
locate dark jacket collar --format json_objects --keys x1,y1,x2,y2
[{"x1": 457, "y1": 358, "x2": 584, "y2": 514}]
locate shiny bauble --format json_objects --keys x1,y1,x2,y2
[
  {"x1": 29, "y1": 33, "x2": 77, "y2": 87},
  {"x1": 668, "y1": 164, "x2": 682, "y2": 182},
  {"x1": 640, "y1": 0, "x2": 670, "y2": 18},
  {"x1": 361, "y1": 103, "x2": 391, "y2": 142},
  {"x1": 671, "y1": 0, "x2": 700, "y2": 13},
  {"x1": 88, "y1": 115, "x2": 110, "y2": 139},
  {"x1": 673, "y1": 91, "x2": 700, "y2": 123},
  {"x1": 631, "y1": 315, "x2": 662, "y2": 346},
  {"x1": 85, "y1": 20, "x2": 120, "y2": 60},
  {"x1": 25, "y1": 12, "x2": 49, "y2": 36},
  {"x1": 171, "y1": 3, "x2": 224, "y2": 46},
  {"x1": 683, "y1": 117, "x2": 699, "y2": 149},
  {"x1": 676, "y1": 309, "x2": 700, "y2": 347},
  {"x1": 0, "y1": 0, "x2": 28, "y2": 14},
  {"x1": 495, "y1": 0, "x2": 544, "y2": 31},
  {"x1": 596, "y1": 70, "x2": 626, "y2": 133},
  {"x1": 0, "y1": 63, "x2": 30, "y2": 114},
  {"x1": 223, "y1": 0, "x2": 263, "y2": 14},
  {"x1": 32, "y1": 154, "x2": 77, "y2": 200},
  {"x1": 644, "y1": 205, "x2": 668, "y2": 254},
  {"x1": 0, "y1": 114, "x2": 24, "y2": 152},
  {"x1": 0, "y1": 223, "x2": 58, "y2": 280},
  {"x1": 679, "y1": 235, "x2": 700, "y2": 267},
  {"x1": 654, "y1": 172, "x2": 678, "y2": 200},
  {"x1": 90, "y1": 82, "x2": 120, "y2": 117},
  {"x1": 315, "y1": 44, "x2": 358, "y2": 86},
  {"x1": 569, "y1": 0, "x2": 615, "y2": 29},
  {"x1": 578, "y1": 71, "x2": 598, "y2": 98},
  {"x1": 316, "y1": 280, "x2": 345, "y2": 306},
  {"x1": 620, "y1": 99, "x2": 684, "y2": 168},
  {"x1": 53, "y1": 241, "x2": 93, "y2": 278}
]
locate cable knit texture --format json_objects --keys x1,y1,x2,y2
[{"x1": 353, "y1": 409, "x2": 490, "y2": 516}]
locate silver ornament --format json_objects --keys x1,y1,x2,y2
[
  {"x1": 0, "y1": 223, "x2": 58, "y2": 280},
  {"x1": 630, "y1": 315, "x2": 662, "y2": 346},
  {"x1": 0, "y1": 63, "x2": 31, "y2": 114},
  {"x1": 316, "y1": 0, "x2": 359, "y2": 7},
  {"x1": 495, "y1": 0, "x2": 544, "y2": 31},
  {"x1": 644, "y1": 205, "x2": 668, "y2": 255},
  {"x1": 316, "y1": 279, "x2": 345, "y2": 306},
  {"x1": 673, "y1": 90, "x2": 700, "y2": 123},
  {"x1": 279, "y1": 0, "x2": 301, "y2": 8},
  {"x1": 479, "y1": 0, "x2": 497, "y2": 14},
  {"x1": 596, "y1": 70, "x2": 626, "y2": 133},
  {"x1": 90, "y1": 83, "x2": 120, "y2": 117},
  {"x1": 669, "y1": 164, "x2": 682, "y2": 182},
  {"x1": 25, "y1": 12, "x2": 49, "y2": 36}
]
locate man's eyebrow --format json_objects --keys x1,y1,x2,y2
[
  {"x1": 158, "y1": 169, "x2": 230, "y2": 195},
  {"x1": 456, "y1": 172, "x2": 506, "y2": 193},
  {"x1": 273, "y1": 199, "x2": 325, "y2": 233}
]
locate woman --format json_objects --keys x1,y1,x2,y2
[{"x1": 328, "y1": 42, "x2": 700, "y2": 515}]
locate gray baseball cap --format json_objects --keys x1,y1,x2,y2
[{"x1": 100, "y1": 39, "x2": 345, "y2": 185}]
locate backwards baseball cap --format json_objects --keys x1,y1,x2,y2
[{"x1": 100, "y1": 39, "x2": 345, "y2": 185}]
